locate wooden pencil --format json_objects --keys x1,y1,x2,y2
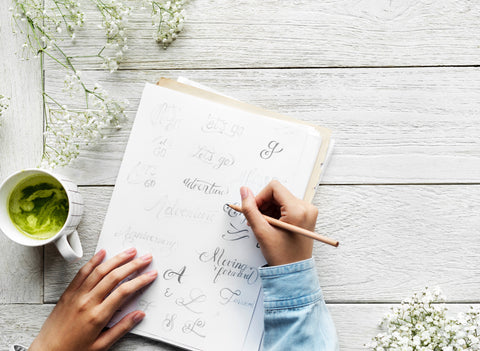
[{"x1": 227, "y1": 204, "x2": 339, "y2": 247}]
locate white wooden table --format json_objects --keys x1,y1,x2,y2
[{"x1": 1, "y1": 1, "x2": 480, "y2": 349}]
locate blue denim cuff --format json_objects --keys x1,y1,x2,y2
[{"x1": 259, "y1": 258, "x2": 323, "y2": 310}]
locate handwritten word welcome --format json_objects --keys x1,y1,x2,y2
[{"x1": 145, "y1": 195, "x2": 216, "y2": 222}]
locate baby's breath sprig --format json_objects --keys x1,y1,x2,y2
[
  {"x1": 11, "y1": 0, "x2": 128, "y2": 168},
  {"x1": 0, "y1": 95, "x2": 10, "y2": 122},
  {"x1": 11, "y1": 0, "x2": 84, "y2": 53},
  {"x1": 366, "y1": 287, "x2": 480, "y2": 350},
  {"x1": 41, "y1": 72, "x2": 128, "y2": 168},
  {"x1": 144, "y1": 0, "x2": 187, "y2": 48},
  {"x1": 92, "y1": 0, "x2": 131, "y2": 72}
]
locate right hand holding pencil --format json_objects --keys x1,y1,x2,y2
[{"x1": 240, "y1": 180, "x2": 318, "y2": 266}]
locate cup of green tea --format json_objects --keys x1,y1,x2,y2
[{"x1": 0, "y1": 169, "x2": 83, "y2": 262}]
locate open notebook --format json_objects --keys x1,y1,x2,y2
[{"x1": 96, "y1": 78, "x2": 332, "y2": 351}]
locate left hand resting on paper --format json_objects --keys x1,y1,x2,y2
[{"x1": 29, "y1": 248, "x2": 157, "y2": 351}]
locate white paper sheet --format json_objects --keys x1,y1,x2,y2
[{"x1": 96, "y1": 82, "x2": 323, "y2": 351}]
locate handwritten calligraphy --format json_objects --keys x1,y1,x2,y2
[
  {"x1": 163, "y1": 266, "x2": 187, "y2": 284},
  {"x1": 138, "y1": 299, "x2": 155, "y2": 312},
  {"x1": 223, "y1": 203, "x2": 243, "y2": 218},
  {"x1": 113, "y1": 227, "x2": 176, "y2": 255},
  {"x1": 260, "y1": 140, "x2": 284, "y2": 160},
  {"x1": 152, "y1": 136, "x2": 169, "y2": 158},
  {"x1": 219, "y1": 288, "x2": 241, "y2": 305},
  {"x1": 192, "y1": 145, "x2": 235, "y2": 169},
  {"x1": 199, "y1": 247, "x2": 259, "y2": 284},
  {"x1": 201, "y1": 114, "x2": 244, "y2": 137},
  {"x1": 150, "y1": 102, "x2": 181, "y2": 131},
  {"x1": 162, "y1": 313, "x2": 176, "y2": 332},
  {"x1": 176, "y1": 289, "x2": 207, "y2": 314},
  {"x1": 183, "y1": 178, "x2": 228, "y2": 196},
  {"x1": 126, "y1": 162, "x2": 157, "y2": 188},
  {"x1": 222, "y1": 222, "x2": 250, "y2": 241},
  {"x1": 182, "y1": 318, "x2": 206, "y2": 338},
  {"x1": 145, "y1": 195, "x2": 216, "y2": 222}
]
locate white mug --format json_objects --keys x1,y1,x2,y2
[{"x1": 0, "y1": 168, "x2": 83, "y2": 262}]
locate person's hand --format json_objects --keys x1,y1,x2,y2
[
  {"x1": 240, "y1": 180, "x2": 318, "y2": 266},
  {"x1": 29, "y1": 248, "x2": 158, "y2": 351}
]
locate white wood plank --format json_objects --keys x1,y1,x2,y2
[
  {"x1": 44, "y1": 68, "x2": 480, "y2": 185},
  {"x1": 44, "y1": 0, "x2": 480, "y2": 69},
  {"x1": 2, "y1": 303, "x2": 478, "y2": 350},
  {"x1": 0, "y1": 0, "x2": 44, "y2": 303},
  {"x1": 44, "y1": 185, "x2": 480, "y2": 303}
]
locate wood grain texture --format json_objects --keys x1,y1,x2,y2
[
  {"x1": 44, "y1": 185, "x2": 480, "y2": 303},
  {"x1": 0, "y1": 0, "x2": 44, "y2": 303},
  {"x1": 44, "y1": 68, "x2": 480, "y2": 185},
  {"x1": 2, "y1": 303, "x2": 478, "y2": 350},
  {"x1": 44, "y1": 0, "x2": 480, "y2": 70}
]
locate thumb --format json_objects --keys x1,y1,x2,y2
[{"x1": 240, "y1": 186, "x2": 268, "y2": 233}]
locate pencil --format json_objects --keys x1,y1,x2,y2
[{"x1": 227, "y1": 204, "x2": 339, "y2": 247}]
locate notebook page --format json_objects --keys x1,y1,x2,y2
[{"x1": 96, "y1": 82, "x2": 323, "y2": 351}]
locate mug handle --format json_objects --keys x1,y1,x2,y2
[{"x1": 54, "y1": 230, "x2": 83, "y2": 263}]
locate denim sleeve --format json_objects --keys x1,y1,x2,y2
[{"x1": 259, "y1": 258, "x2": 339, "y2": 351}]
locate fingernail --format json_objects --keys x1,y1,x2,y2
[
  {"x1": 94, "y1": 249, "x2": 105, "y2": 258},
  {"x1": 124, "y1": 247, "x2": 136, "y2": 256},
  {"x1": 147, "y1": 270, "x2": 158, "y2": 278},
  {"x1": 140, "y1": 253, "x2": 152, "y2": 262},
  {"x1": 133, "y1": 311, "x2": 145, "y2": 323},
  {"x1": 240, "y1": 186, "x2": 248, "y2": 200}
]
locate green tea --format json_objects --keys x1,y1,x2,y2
[{"x1": 8, "y1": 174, "x2": 69, "y2": 240}]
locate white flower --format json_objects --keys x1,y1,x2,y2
[
  {"x1": 93, "y1": 0, "x2": 131, "y2": 72},
  {"x1": 0, "y1": 95, "x2": 9, "y2": 122},
  {"x1": 366, "y1": 287, "x2": 480, "y2": 350},
  {"x1": 144, "y1": 0, "x2": 187, "y2": 48}
]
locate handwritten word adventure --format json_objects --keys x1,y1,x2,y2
[{"x1": 183, "y1": 178, "x2": 228, "y2": 196}]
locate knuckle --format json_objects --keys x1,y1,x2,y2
[
  {"x1": 289, "y1": 206, "x2": 308, "y2": 222},
  {"x1": 78, "y1": 264, "x2": 91, "y2": 277},
  {"x1": 77, "y1": 296, "x2": 91, "y2": 312},
  {"x1": 89, "y1": 312, "x2": 103, "y2": 327},
  {"x1": 109, "y1": 270, "x2": 124, "y2": 283},
  {"x1": 93, "y1": 265, "x2": 108, "y2": 278},
  {"x1": 269, "y1": 179, "x2": 280, "y2": 187},
  {"x1": 309, "y1": 205, "x2": 319, "y2": 218},
  {"x1": 116, "y1": 283, "x2": 131, "y2": 297}
]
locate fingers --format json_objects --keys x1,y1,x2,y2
[
  {"x1": 240, "y1": 186, "x2": 270, "y2": 234},
  {"x1": 91, "y1": 254, "x2": 154, "y2": 300},
  {"x1": 92, "y1": 311, "x2": 145, "y2": 351},
  {"x1": 81, "y1": 248, "x2": 138, "y2": 292},
  {"x1": 65, "y1": 249, "x2": 106, "y2": 294},
  {"x1": 101, "y1": 270, "x2": 158, "y2": 315},
  {"x1": 255, "y1": 180, "x2": 296, "y2": 210}
]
